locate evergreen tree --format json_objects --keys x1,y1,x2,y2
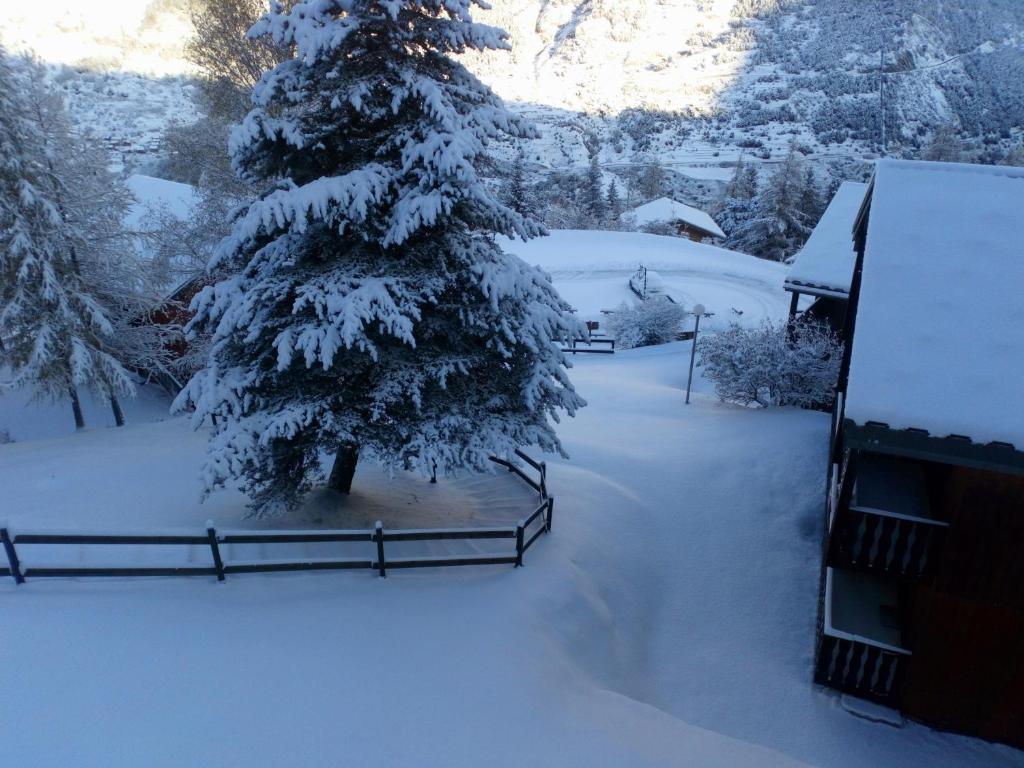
[
  {"x1": 799, "y1": 167, "x2": 823, "y2": 224},
  {"x1": 585, "y1": 155, "x2": 607, "y2": 224},
  {"x1": 727, "y1": 148, "x2": 815, "y2": 262},
  {"x1": 175, "y1": 0, "x2": 586, "y2": 515},
  {"x1": 606, "y1": 178, "x2": 622, "y2": 221},
  {"x1": 713, "y1": 156, "x2": 758, "y2": 240},
  {"x1": 504, "y1": 146, "x2": 530, "y2": 217},
  {"x1": 724, "y1": 156, "x2": 758, "y2": 201},
  {"x1": 0, "y1": 50, "x2": 134, "y2": 429}
]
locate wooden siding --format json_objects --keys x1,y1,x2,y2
[
  {"x1": 902, "y1": 588, "x2": 1024, "y2": 747},
  {"x1": 900, "y1": 466, "x2": 1024, "y2": 746}
]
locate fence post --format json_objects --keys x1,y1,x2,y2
[
  {"x1": 1, "y1": 527, "x2": 25, "y2": 585},
  {"x1": 515, "y1": 524, "x2": 524, "y2": 568},
  {"x1": 206, "y1": 522, "x2": 225, "y2": 582},
  {"x1": 375, "y1": 521, "x2": 386, "y2": 578},
  {"x1": 545, "y1": 498, "x2": 554, "y2": 533},
  {"x1": 540, "y1": 462, "x2": 547, "y2": 500}
]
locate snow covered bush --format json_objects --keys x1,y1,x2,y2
[
  {"x1": 698, "y1": 320, "x2": 842, "y2": 408},
  {"x1": 175, "y1": 0, "x2": 586, "y2": 515},
  {"x1": 607, "y1": 300, "x2": 686, "y2": 349}
]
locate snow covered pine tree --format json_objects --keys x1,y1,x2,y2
[
  {"x1": 0, "y1": 49, "x2": 135, "y2": 430},
  {"x1": 175, "y1": 0, "x2": 586, "y2": 515}
]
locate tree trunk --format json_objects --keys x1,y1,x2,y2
[
  {"x1": 110, "y1": 394, "x2": 125, "y2": 427},
  {"x1": 327, "y1": 442, "x2": 360, "y2": 494},
  {"x1": 69, "y1": 387, "x2": 85, "y2": 430}
]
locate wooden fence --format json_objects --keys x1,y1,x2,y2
[
  {"x1": 560, "y1": 337, "x2": 616, "y2": 355},
  {"x1": 0, "y1": 451, "x2": 553, "y2": 585}
]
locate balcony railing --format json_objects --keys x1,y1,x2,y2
[
  {"x1": 827, "y1": 451, "x2": 949, "y2": 580},
  {"x1": 830, "y1": 505, "x2": 947, "y2": 579},
  {"x1": 815, "y1": 568, "x2": 911, "y2": 707},
  {"x1": 816, "y1": 632, "x2": 908, "y2": 706}
]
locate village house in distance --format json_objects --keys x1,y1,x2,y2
[
  {"x1": 816, "y1": 159, "x2": 1024, "y2": 747},
  {"x1": 628, "y1": 196, "x2": 726, "y2": 242},
  {"x1": 783, "y1": 180, "x2": 868, "y2": 334}
]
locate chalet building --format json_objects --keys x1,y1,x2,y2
[
  {"x1": 816, "y1": 160, "x2": 1024, "y2": 747},
  {"x1": 784, "y1": 181, "x2": 867, "y2": 333},
  {"x1": 139, "y1": 275, "x2": 209, "y2": 395},
  {"x1": 628, "y1": 196, "x2": 726, "y2": 242}
]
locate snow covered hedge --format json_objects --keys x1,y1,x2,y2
[
  {"x1": 607, "y1": 300, "x2": 686, "y2": 349},
  {"x1": 698, "y1": 319, "x2": 843, "y2": 408}
]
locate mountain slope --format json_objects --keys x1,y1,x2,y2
[{"x1": 3, "y1": 1, "x2": 1023, "y2": 175}]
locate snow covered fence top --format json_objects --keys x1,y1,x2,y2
[
  {"x1": 628, "y1": 197, "x2": 726, "y2": 239},
  {"x1": 844, "y1": 160, "x2": 1024, "y2": 451},
  {"x1": 784, "y1": 181, "x2": 868, "y2": 298}
]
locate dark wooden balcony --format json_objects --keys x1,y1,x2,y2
[
  {"x1": 815, "y1": 568, "x2": 911, "y2": 707},
  {"x1": 828, "y1": 452, "x2": 948, "y2": 580}
]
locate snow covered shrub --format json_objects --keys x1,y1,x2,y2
[
  {"x1": 607, "y1": 300, "x2": 686, "y2": 349},
  {"x1": 0, "y1": 428, "x2": 12, "y2": 444},
  {"x1": 698, "y1": 320, "x2": 842, "y2": 408}
]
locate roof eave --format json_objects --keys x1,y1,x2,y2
[
  {"x1": 842, "y1": 419, "x2": 1024, "y2": 476},
  {"x1": 783, "y1": 281, "x2": 850, "y2": 299}
]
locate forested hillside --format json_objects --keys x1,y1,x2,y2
[{"x1": 4, "y1": 0, "x2": 1023, "y2": 258}]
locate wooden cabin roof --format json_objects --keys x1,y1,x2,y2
[
  {"x1": 784, "y1": 181, "x2": 867, "y2": 298},
  {"x1": 843, "y1": 160, "x2": 1024, "y2": 461},
  {"x1": 629, "y1": 197, "x2": 726, "y2": 239}
]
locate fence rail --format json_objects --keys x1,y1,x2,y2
[
  {"x1": 1, "y1": 453, "x2": 554, "y2": 586},
  {"x1": 559, "y1": 337, "x2": 616, "y2": 355}
]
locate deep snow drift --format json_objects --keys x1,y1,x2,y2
[{"x1": 1, "y1": 343, "x2": 1020, "y2": 768}]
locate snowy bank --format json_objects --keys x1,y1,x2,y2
[{"x1": 1, "y1": 345, "x2": 1017, "y2": 768}]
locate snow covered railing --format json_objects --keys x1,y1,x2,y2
[{"x1": 0, "y1": 453, "x2": 554, "y2": 585}]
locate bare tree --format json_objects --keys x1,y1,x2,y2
[{"x1": 185, "y1": 0, "x2": 292, "y2": 122}]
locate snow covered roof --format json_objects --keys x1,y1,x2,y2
[
  {"x1": 629, "y1": 197, "x2": 726, "y2": 239},
  {"x1": 784, "y1": 181, "x2": 867, "y2": 297},
  {"x1": 124, "y1": 174, "x2": 198, "y2": 231},
  {"x1": 845, "y1": 160, "x2": 1024, "y2": 453}
]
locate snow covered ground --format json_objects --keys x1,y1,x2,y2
[
  {"x1": 1, "y1": 344, "x2": 1020, "y2": 767},
  {"x1": 504, "y1": 229, "x2": 791, "y2": 330}
]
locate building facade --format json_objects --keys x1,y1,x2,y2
[{"x1": 815, "y1": 161, "x2": 1024, "y2": 747}]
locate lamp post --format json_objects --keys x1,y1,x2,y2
[{"x1": 685, "y1": 304, "x2": 705, "y2": 405}]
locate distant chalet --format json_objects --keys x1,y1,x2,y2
[
  {"x1": 629, "y1": 196, "x2": 726, "y2": 242},
  {"x1": 816, "y1": 160, "x2": 1024, "y2": 748}
]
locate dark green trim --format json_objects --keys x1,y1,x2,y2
[{"x1": 843, "y1": 419, "x2": 1024, "y2": 476}]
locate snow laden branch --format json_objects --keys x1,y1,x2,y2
[{"x1": 176, "y1": 0, "x2": 585, "y2": 516}]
